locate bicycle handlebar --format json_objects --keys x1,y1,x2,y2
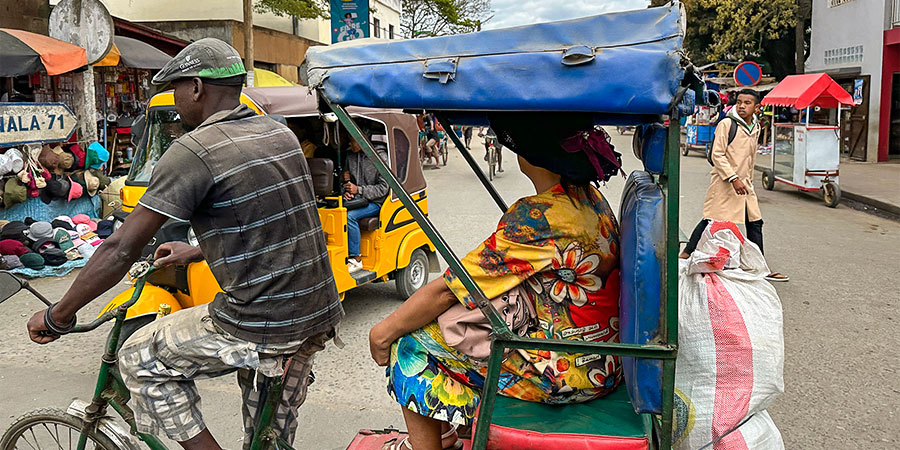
[{"x1": 60, "y1": 262, "x2": 158, "y2": 334}]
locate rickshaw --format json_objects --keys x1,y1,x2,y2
[
  {"x1": 300, "y1": 3, "x2": 706, "y2": 449},
  {"x1": 0, "y1": 3, "x2": 709, "y2": 450},
  {"x1": 102, "y1": 86, "x2": 438, "y2": 323}
]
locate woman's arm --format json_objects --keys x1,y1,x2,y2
[{"x1": 369, "y1": 277, "x2": 458, "y2": 365}]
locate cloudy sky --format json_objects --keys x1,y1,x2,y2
[{"x1": 483, "y1": 0, "x2": 651, "y2": 30}]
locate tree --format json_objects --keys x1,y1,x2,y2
[
  {"x1": 402, "y1": 0, "x2": 493, "y2": 38},
  {"x1": 658, "y1": 0, "x2": 807, "y2": 78},
  {"x1": 242, "y1": 0, "x2": 328, "y2": 85}
]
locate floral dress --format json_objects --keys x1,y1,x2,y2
[{"x1": 386, "y1": 184, "x2": 622, "y2": 426}]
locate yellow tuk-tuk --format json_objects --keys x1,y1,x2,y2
[{"x1": 104, "y1": 86, "x2": 437, "y2": 320}]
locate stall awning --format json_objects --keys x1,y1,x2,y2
[
  {"x1": 0, "y1": 28, "x2": 88, "y2": 76},
  {"x1": 761, "y1": 73, "x2": 854, "y2": 110},
  {"x1": 95, "y1": 36, "x2": 171, "y2": 69}
]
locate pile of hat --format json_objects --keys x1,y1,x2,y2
[
  {"x1": 0, "y1": 142, "x2": 112, "y2": 209},
  {"x1": 0, "y1": 215, "x2": 114, "y2": 271}
]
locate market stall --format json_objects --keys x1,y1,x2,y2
[
  {"x1": 760, "y1": 73, "x2": 854, "y2": 208},
  {"x1": 1, "y1": 29, "x2": 113, "y2": 276},
  {"x1": 94, "y1": 35, "x2": 171, "y2": 176}
]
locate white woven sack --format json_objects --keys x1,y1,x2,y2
[{"x1": 673, "y1": 221, "x2": 784, "y2": 450}]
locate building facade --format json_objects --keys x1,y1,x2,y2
[
  {"x1": 807, "y1": 0, "x2": 899, "y2": 162},
  {"x1": 95, "y1": 0, "x2": 402, "y2": 83}
]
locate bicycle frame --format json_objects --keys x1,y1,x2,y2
[{"x1": 69, "y1": 268, "x2": 295, "y2": 450}]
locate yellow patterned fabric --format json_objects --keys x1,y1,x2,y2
[{"x1": 386, "y1": 184, "x2": 622, "y2": 426}]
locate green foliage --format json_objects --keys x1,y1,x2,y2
[
  {"x1": 402, "y1": 0, "x2": 492, "y2": 38},
  {"x1": 674, "y1": 0, "x2": 805, "y2": 78},
  {"x1": 254, "y1": 0, "x2": 329, "y2": 19}
]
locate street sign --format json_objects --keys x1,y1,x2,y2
[
  {"x1": 734, "y1": 61, "x2": 763, "y2": 87},
  {"x1": 0, "y1": 103, "x2": 77, "y2": 147},
  {"x1": 49, "y1": 0, "x2": 114, "y2": 65}
]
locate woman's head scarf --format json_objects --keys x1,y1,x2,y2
[{"x1": 489, "y1": 113, "x2": 622, "y2": 184}]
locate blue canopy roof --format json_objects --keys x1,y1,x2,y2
[{"x1": 303, "y1": 3, "x2": 688, "y2": 116}]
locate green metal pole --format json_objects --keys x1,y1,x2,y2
[
  {"x1": 657, "y1": 110, "x2": 682, "y2": 450},
  {"x1": 249, "y1": 378, "x2": 285, "y2": 450},
  {"x1": 471, "y1": 340, "x2": 505, "y2": 450},
  {"x1": 434, "y1": 115, "x2": 508, "y2": 212},
  {"x1": 321, "y1": 95, "x2": 513, "y2": 338}
]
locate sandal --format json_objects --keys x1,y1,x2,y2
[
  {"x1": 765, "y1": 272, "x2": 789, "y2": 282},
  {"x1": 380, "y1": 429, "x2": 463, "y2": 450}
]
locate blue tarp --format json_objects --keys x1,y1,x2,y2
[
  {"x1": 303, "y1": 4, "x2": 687, "y2": 115},
  {"x1": 1, "y1": 195, "x2": 101, "y2": 222},
  {"x1": 11, "y1": 257, "x2": 88, "y2": 278}
]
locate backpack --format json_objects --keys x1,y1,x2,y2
[{"x1": 706, "y1": 117, "x2": 739, "y2": 166}]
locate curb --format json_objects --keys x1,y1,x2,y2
[{"x1": 754, "y1": 165, "x2": 900, "y2": 216}]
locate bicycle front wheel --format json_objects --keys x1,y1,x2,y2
[{"x1": 1, "y1": 409, "x2": 121, "y2": 450}]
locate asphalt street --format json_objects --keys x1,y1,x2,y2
[{"x1": 0, "y1": 129, "x2": 898, "y2": 449}]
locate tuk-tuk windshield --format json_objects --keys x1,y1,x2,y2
[{"x1": 127, "y1": 107, "x2": 185, "y2": 184}]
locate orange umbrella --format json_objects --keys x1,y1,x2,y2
[{"x1": 0, "y1": 28, "x2": 88, "y2": 76}]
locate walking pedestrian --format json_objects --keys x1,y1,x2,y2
[{"x1": 680, "y1": 88, "x2": 789, "y2": 282}]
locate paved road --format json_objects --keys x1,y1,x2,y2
[{"x1": 0, "y1": 130, "x2": 898, "y2": 449}]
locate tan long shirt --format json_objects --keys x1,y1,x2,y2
[{"x1": 701, "y1": 111, "x2": 762, "y2": 224}]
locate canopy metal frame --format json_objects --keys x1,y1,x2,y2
[{"x1": 320, "y1": 93, "x2": 681, "y2": 450}]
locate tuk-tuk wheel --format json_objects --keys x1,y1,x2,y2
[
  {"x1": 762, "y1": 170, "x2": 775, "y2": 191},
  {"x1": 823, "y1": 181, "x2": 841, "y2": 208},
  {"x1": 396, "y1": 248, "x2": 429, "y2": 299}
]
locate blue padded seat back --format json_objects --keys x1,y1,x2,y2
[
  {"x1": 618, "y1": 170, "x2": 664, "y2": 414},
  {"x1": 632, "y1": 123, "x2": 667, "y2": 174}
]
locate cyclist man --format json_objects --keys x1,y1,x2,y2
[{"x1": 26, "y1": 39, "x2": 343, "y2": 450}]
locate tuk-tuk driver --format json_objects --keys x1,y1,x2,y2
[{"x1": 25, "y1": 38, "x2": 343, "y2": 450}]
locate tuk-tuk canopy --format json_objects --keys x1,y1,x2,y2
[
  {"x1": 760, "y1": 73, "x2": 854, "y2": 110},
  {"x1": 302, "y1": 4, "x2": 688, "y2": 118}
]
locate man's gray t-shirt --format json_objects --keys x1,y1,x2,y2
[{"x1": 139, "y1": 105, "x2": 342, "y2": 344}]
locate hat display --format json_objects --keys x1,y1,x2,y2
[
  {"x1": 0, "y1": 239, "x2": 29, "y2": 256},
  {"x1": 86, "y1": 142, "x2": 110, "y2": 170},
  {"x1": 39, "y1": 178, "x2": 68, "y2": 204},
  {"x1": 53, "y1": 228, "x2": 74, "y2": 251},
  {"x1": 152, "y1": 38, "x2": 246, "y2": 86},
  {"x1": 42, "y1": 248, "x2": 67, "y2": 266},
  {"x1": 75, "y1": 223, "x2": 92, "y2": 236},
  {"x1": 0, "y1": 148, "x2": 24, "y2": 175},
  {"x1": 38, "y1": 144, "x2": 59, "y2": 173},
  {"x1": 3, "y1": 178, "x2": 27, "y2": 209},
  {"x1": 19, "y1": 252, "x2": 45, "y2": 270},
  {"x1": 83, "y1": 169, "x2": 101, "y2": 196},
  {"x1": 76, "y1": 242, "x2": 95, "y2": 259},
  {"x1": 1, "y1": 221, "x2": 29, "y2": 244},
  {"x1": 24, "y1": 221, "x2": 53, "y2": 241},
  {"x1": 54, "y1": 215, "x2": 75, "y2": 228},
  {"x1": 31, "y1": 238, "x2": 60, "y2": 253},
  {"x1": 65, "y1": 247, "x2": 82, "y2": 261},
  {"x1": 51, "y1": 219, "x2": 74, "y2": 231},
  {"x1": 2, "y1": 255, "x2": 23, "y2": 269},
  {"x1": 67, "y1": 144, "x2": 85, "y2": 169},
  {"x1": 96, "y1": 220, "x2": 114, "y2": 239},
  {"x1": 67, "y1": 176, "x2": 83, "y2": 202},
  {"x1": 72, "y1": 214, "x2": 91, "y2": 225}
]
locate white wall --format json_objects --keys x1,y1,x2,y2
[{"x1": 807, "y1": 0, "x2": 890, "y2": 161}]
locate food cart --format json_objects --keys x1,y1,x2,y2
[
  {"x1": 760, "y1": 73, "x2": 853, "y2": 207},
  {"x1": 682, "y1": 104, "x2": 719, "y2": 156}
]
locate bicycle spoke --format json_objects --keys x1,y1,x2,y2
[
  {"x1": 28, "y1": 427, "x2": 42, "y2": 450},
  {"x1": 39, "y1": 423, "x2": 64, "y2": 450},
  {"x1": 16, "y1": 429, "x2": 39, "y2": 450}
]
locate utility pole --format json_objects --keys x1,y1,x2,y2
[
  {"x1": 243, "y1": 0, "x2": 255, "y2": 86},
  {"x1": 795, "y1": 0, "x2": 811, "y2": 74}
]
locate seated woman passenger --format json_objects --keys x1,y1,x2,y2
[{"x1": 368, "y1": 114, "x2": 624, "y2": 450}]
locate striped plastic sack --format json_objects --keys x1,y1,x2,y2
[{"x1": 673, "y1": 221, "x2": 784, "y2": 450}]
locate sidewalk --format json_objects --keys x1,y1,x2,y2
[
  {"x1": 754, "y1": 158, "x2": 900, "y2": 215},
  {"x1": 835, "y1": 159, "x2": 900, "y2": 215}
]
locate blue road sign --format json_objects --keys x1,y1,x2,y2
[{"x1": 734, "y1": 61, "x2": 762, "y2": 87}]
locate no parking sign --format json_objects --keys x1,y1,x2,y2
[{"x1": 734, "y1": 61, "x2": 762, "y2": 87}]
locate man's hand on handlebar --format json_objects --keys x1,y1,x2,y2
[
  {"x1": 154, "y1": 242, "x2": 204, "y2": 268},
  {"x1": 26, "y1": 307, "x2": 67, "y2": 344}
]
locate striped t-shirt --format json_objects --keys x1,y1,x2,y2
[{"x1": 139, "y1": 104, "x2": 342, "y2": 344}]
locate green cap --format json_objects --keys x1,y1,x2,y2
[
  {"x1": 19, "y1": 252, "x2": 45, "y2": 270},
  {"x1": 152, "y1": 38, "x2": 246, "y2": 86}
]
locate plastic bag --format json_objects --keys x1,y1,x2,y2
[{"x1": 673, "y1": 221, "x2": 784, "y2": 450}]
